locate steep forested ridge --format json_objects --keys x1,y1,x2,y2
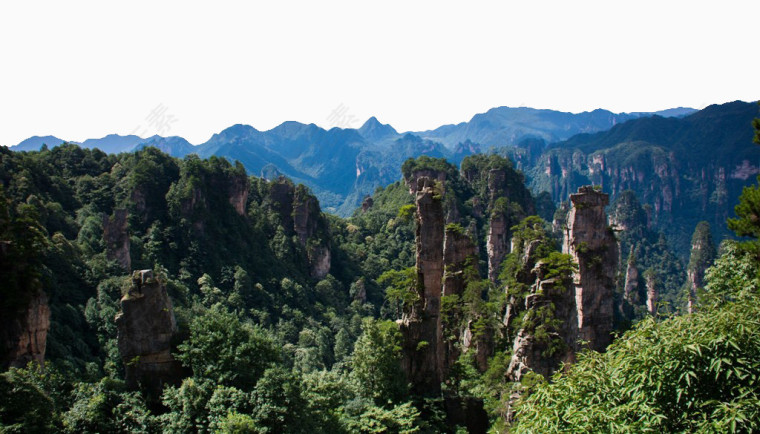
[
  {"x1": 508, "y1": 101, "x2": 760, "y2": 258},
  {"x1": 0, "y1": 145, "x2": 428, "y2": 432}
]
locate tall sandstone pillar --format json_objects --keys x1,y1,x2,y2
[
  {"x1": 442, "y1": 224, "x2": 478, "y2": 376},
  {"x1": 399, "y1": 176, "x2": 446, "y2": 395},
  {"x1": 562, "y1": 186, "x2": 618, "y2": 352},
  {"x1": 116, "y1": 270, "x2": 183, "y2": 399}
]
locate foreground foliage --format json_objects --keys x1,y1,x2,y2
[{"x1": 512, "y1": 293, "x2": 760, "y2": 432}]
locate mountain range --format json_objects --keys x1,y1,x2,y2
[{"x1": 8, "y1": 105, "x2": 701, "y2": 215}]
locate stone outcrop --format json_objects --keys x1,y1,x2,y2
[
  {"x1": 645, "y1": 271, "x2": 658, "y2": 315},
  {"x1": 103, "y1": 209, "x2": 131, "y2": 271},
  {"x1": 227, "y1": 173, "x2": 250, "y2": 216},
  {"x1": 562, "y1": 186, "x2": 618, "y2": 352},
  {"x1": 308, "y1": 245, "x2": 331, "y2": 280},
  {"x1": 506, "y1": 260, "x2": 577, "y2": 381},
  {"x1": 116, "y1": 270, "x2": 182, "y2": 397},
  {"x1": 487, "y1": 168, "x2": 508, "y2": 202},
  {"x1": 487, "y1": 211, "x2": 508, "y2": 282},
  {"x1": 361, "y1": 195, "x2": 374, "y2": 213},
  {"x1": 686, "y1": 222, "x2": 716, "y2": 314},
  {"x1": 269, "y1": 178, "x2": 332, "y2": 279},
  {"x1": 1, "y1": 290, "x2": 50, "y2": 369},
  {"x1": 620, "y1": 246, "x2": 640, "y2": 322},
  {"x1": 399, "y1": 176, "x2": 446, "y2": 395},
  {"x1": 506, "y1": 186, "x2": 618, "y2": 389},
  {"x1": 442, "y1": 224, "x2": 478, "y2": 375},
  {"x1": 404, "y1": 168, "x2": 447, "y2": 195},
  {"x1": 180, "y1": 186, "x2": 207, "y2": 233},
  {"x1": 623, "y1": 247, "x2": 639, "y2": 305},
  {"x1": 482, "y1": 166, "x2": 534, "y2": 283},
  {"x1": 352, "y1": 279, "x2": 367, "y2": 303},
  {"x1": 503, "y1": 239, "x2": 543, "y2": 335}
]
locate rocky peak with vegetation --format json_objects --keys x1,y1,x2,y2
[
  {"x1": 115, "y1": 270, "x2": 183, "y2": 399},
  {"x1": 562, "y1": 186, "x2": 618, "y2": 351},
  {"x1": 686, "y1": 221, "x2": 716, "y2": 313}
]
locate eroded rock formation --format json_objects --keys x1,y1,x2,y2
[
  {"x1": 686, "y1": 222, "x2": 716, "y2": 314},
  {"x1": 361, "y1": 195, "x2": 374, "y2": 213},
  {"x1": 506, "y1": 259, "x2": 577, "y2": 381},
  {"x1": 228, "y1": 173, "x2": 250, "y2": 216},
  {"x1": 623, "y1": 247, "x2": 640, "y2": 305},
  {"x1": 507, "y1": 186, "x2": 618, "y2": 390},
  {"x1": 442, "y1": 224, "x2": 478, "y2": 375},
  {"x1": 487, "y1": 211, "x2": 508, "y2": 282},
  {"x1": 116, "y1": 270, "x2": 182, "y2": 397},
  {"x1": 1, "y1": 290, "x2": 50, "y2": 369},
  {"x1": 404, "y1": 168, "x2": 447, "y2": 195},
  {"x1": 269, "y1": 178, "x2": 332, "y2": 279},
  {"x1": 645, "y1": 271, "x2": 658, "y2": 316},
  {"x1": 563, "y1": 186, "x2": 618, "y2": 352},
  {"x1": 620, "y1": 246, "x2": 640, "y2": 322},
  {"x1": 399, "y1": 176, "x2": 446, "y2": 395},
  {"x1": 103, "y1": 209, "x2": 131, "y2": 271}
]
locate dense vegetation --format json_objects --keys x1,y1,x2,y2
[
  {"x1": 610, "y1": 190, "x2": 688, "y2": 316},
  {"x1": 505, "y1": 101, "x2": 760, "y2": 259},
  {"x1": 509, "y1": 116, "x2": 760, "y2": 433},
  {"x1": 0, "y1": 144, "x2": 431, "y2": 432},
  {"x1": 1, "y1": 111, "x2": 758, "y2": 432}
]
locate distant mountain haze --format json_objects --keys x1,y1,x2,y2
[
  {"x1": 12, "y1": 135, "x2": 67, "y2": 151},
  {"x1": 12, "y1": 103, "x2": 752, "y2": 223}
]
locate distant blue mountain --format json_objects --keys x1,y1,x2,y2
[
  {"x1": 80, "y1": 134, "x2": 144, "y2": 154},
  {"x1": 632, "y1": 107, "x2": 697, "y2": 118},
  {"x1": 135, "y1": 135, "x2": 196, "y2": 157},
  {"x1": 12, "y1": 135, "x2": 66, "y2": 151},
  {"x1": 416, "y1": 106, "x2": 697, "y2": 149},
  {"x1": 357, "y1": 116, "x2": 399, "y2": 142},
  {"x1": 9, "y1": 104, "x2": 704, "y2": 215}
]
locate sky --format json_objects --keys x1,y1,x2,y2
[{"x1": 1, "y1": 0, "x2": 758, "y2": 146}]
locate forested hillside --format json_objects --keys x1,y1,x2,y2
[
  {"x1": 2, "y1": 113, "x2": 760, "y2": 432},
  {"x1": 507, "y1": 101, "x2": 760, "y2": 258}
]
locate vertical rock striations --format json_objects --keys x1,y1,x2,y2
[
  {"x1": 620, "y1": 246, "x2": 640, "y2": 320},
  {"x1": 116, "y1": 270, "x2": 183, "y2": 397},
  {"x1": 227, "y1": 173, "x2": 250, "y2": 216},
  {"x1": 400, "y1": 176, "x2": 446, "y2": 395},
  {"x1": 563, "y1": 186, "x2": 618, "y2": 352},
  {"x1": 645, "y1": 270, "x2": 658, "y2": 316},
  {"x1": 1, "y1": 290, "x2": 50, "y2": 369},
  {"x1": 442, "y1": 224, "x2": 478, "y2": 376},
  {"x1": 686, "y1": 222, "x2": 716, "y2": 314},
  {"x1": 487, "y1": 211, "x2": 508, "y2": 282}
]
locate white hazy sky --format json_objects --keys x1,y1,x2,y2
[{"x1": 1, "y1": 0, "x2": 758, "y2": 146}]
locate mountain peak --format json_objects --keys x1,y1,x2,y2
[
  {"x1": 11, "y1": 135, "x2": 66, "y2": 151},
  {"x1": 361, "y1": 116, "x2": 381, "y2": 127},
  {"x1": 221, "y1": 124, "x2": 259, "y2": 135},
  {"x1": 357, "y1": 116, "x2": 398, "y2": 141}
]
